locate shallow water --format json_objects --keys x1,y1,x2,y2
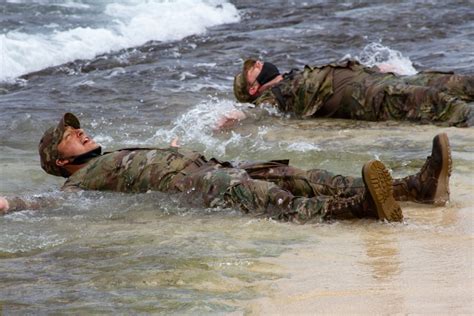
[{"x1": 1, "y1": 0, "x2": 473, "y2": 314}]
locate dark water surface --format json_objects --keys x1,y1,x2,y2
[{"x1": 1, "y1": 0, "x2": 473, "y2": 314}]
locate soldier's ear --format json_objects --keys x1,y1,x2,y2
[{"x1": 56, "y1": 158, "x2": 70, "y2": 167}]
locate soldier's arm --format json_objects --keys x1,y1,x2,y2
[
  {"x1": 376, "y1": 63, "x2": 410, "y2": 75},
  {"x1": 0, "y1": 195, "x2": 61, "y2": 215},
  {"x1": 214, "y1": 109, "x2": 247, "y2": 130},
  {"x1": 214, "y1": 104, "x2": 280, "y2": 131},
  {"x1": 0, "y1": 197, "x2": 9, "y2": 214},
  {"x1": 170, "y1": 137, "x2": 180, "y2": 148}
]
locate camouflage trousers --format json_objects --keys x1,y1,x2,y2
[
  {"x1": 173, "y1": 160, "x2": 365, "y2": 223},
  {"x1": 336, "y1": 71, "x2": 474, "y2": 126}
]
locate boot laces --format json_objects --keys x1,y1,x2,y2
[
  {"x1": 327, "y1": 192, "x2": 364, "y2": 215},
  {"x1": 418, "y1": 155, "x2": 434, "y2": 181}
]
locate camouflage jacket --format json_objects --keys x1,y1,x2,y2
[
  {"x1": 252, "y1": 59, "x2": 472, "y2": 125},
  {"x1": 62, "y1": 148, "x2": 207, "y2": 193},
  {"x1": 253, "y1": 59, "x2": 379, "y2": 117}
]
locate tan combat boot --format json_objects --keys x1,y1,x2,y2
[
  {"x1": 362, "y1": 160, "x2": 403, "y2": 222},
  {"x1": 327, "y1": 160, "x2": 403, "y2": 222},
  {"x1": 392, "y1": 133, "x2": 452, "y2": 205}
]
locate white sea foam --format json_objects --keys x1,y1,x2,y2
[
  {"x1": 7, "y1": 0, "x2": 92, "y2": 10},
  {"x1": 195, "y1": 62, "x2": 217, "y2": 67},
  {"x1": 285, "y1": 142, "x2": 321, "y2": 152},
  {"x1": 355, "y1": 42, "x2": 418, "y2": 75},
  {"x1": 149, "y1": 98, "x2": 257, "y2": 156},
  {"x1": 0, "y1": 0, "x2": 240, "y2": 81},
  {"x1": 0, "y1": 229, "x2": 66, "y2": 253}
]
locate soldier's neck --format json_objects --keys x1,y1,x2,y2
[{"x1": 64, "y1": 163, "x2": 87, "y2": 176}]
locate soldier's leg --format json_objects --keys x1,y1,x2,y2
[
  {"x1": 393, "y1": 133, "x2": 452, "y2": 205},
  {"x1": 242, "y1": 162, "x2": 365, "y2": 197},
  {"x1": 179, "y1": 162, "x2": 402, "y2": 223},
  {"x1": 306, "y1": 133, "x2": 454, "y2": 206},
  {"x1": 242, "y1": 162, "x2": 402, "y2": 221},
  {"x1": 224, "y1": 178, "x2": 334, "y2": 223},
  {"x1": 310, "y1": 160, "x2": 403, "y2": 222},
  {"x1": 225, "y1": 176, "x2": 393, "y2": 223},
  {"x1": 242, "y1": 152, "x2": 452, "y2": 206},
  {"x1": 305, "y1": 168, "x2": 365, "y2": 196},
  {"x1": 402, "y1": 72, "x2": 474, "y2": 101},
  {"x1": 381, "y1": 84, "x2": 472, "y2": 126},
  {"x1": 297, "y1": 151, "x2": 452, "y2": 207},
  {"x1": 270, "y1": 133, "x2": 454, "y2": 206},
  {"x1": 178, "y1": 165, "x2": 339, "y2": 222}
]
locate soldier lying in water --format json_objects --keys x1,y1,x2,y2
[
  {"x1": 229, "y1": 58, "x2": 473, "y2": 127},
  {"x1": 0, "y1": 113, "x2": 452, "y2": 224}
]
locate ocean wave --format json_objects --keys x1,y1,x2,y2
[{"x1": 0, "y1": 0, "x2": 240, "y2": 82}]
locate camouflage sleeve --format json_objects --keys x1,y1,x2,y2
[
  {"x1": 240, "y1": 104, "x2": 281, "y2": 121},
  {"x1": 61, "y1": 180, "x2": 82, "y2": 192},
  {"x1": 254, "y1": 91, "x2": 279, "y2": 108}
]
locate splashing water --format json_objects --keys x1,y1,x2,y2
[
  {"x1": 150, "y1": 98, "x2": 256, "y2": 156},
  {"x1": 356, "y1": 42, "x2": 418, "y2": 75},
  {"x1": 150, "y1": 97, "x2": 343, "y2": 159}
]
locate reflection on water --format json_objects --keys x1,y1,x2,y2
[{"x1": 362, "y1": 229, "x2": 401, "y2": 281}]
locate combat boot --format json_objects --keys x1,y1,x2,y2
[
  {"x1": 392, "y1": 133, "x2": 451, "y2": 205},
  {"x1": 326, "y1": 160, "x2": 403, "y2": 222},
  {"x1": 324, "y1": 192, "x2": 366, "y2": 220},
  {"x1": 362, "y1": 160, "x2": 403, "y2": 222}
]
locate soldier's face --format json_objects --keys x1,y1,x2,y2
[
  {"x1": 246, "y1": 61, "x2": 263, "y2": 86},
  {"x1": 246, "y1": 61, "x2": 263, "y2": 95},
  {"x1": 57, "y1": 126, "x2": 99, "y2": 160},
  {"x1": 246, "y1": 61, "x2": 262, "y2": 86}
]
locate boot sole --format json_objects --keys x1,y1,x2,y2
[
  {"x1": 363, "y1": 160, "x2": 403, "y2": 222},
  {"x1": 433, "y1": 133, "x2": 451, "y2": 205}
]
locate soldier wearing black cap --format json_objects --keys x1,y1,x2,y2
[{"x1": 233, "y1": 58, "x2": 473, "y2": 126}]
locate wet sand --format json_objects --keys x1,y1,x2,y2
[{"x1": 239, "y1": 122, "x2": 474, "y2": 315}]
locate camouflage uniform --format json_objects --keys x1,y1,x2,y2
[
  {"x1": 61, "y1": 148, "x2": 365, "y2": 223},
  {"x1": 15, "y1": 112, "x2": 460, "y2": 223},
  {"x1": 252, "y1": 60, "x2": 473, "y2": 126},
  {"x1": 0, "y1": 112, "x2": 370, "y2": 222}
]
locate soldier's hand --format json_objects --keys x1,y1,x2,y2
[
  {"x1": 0, "y1": 197, "x2": 9, "y2": 215},
  {"x1": 377, "y1": 63, "x2": 405, "y2": 75},
  {"x1": 170, "y1": 137, "x2": 180, "y2": 148},
  {"x1": 214, "y1": 110, "x2": 247, "y2": 131}
]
